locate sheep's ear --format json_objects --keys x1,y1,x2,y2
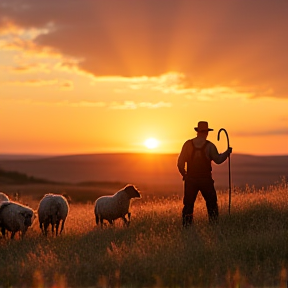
[{"x1": 62, "y1": 193, "x2": 72, "y2": 203}]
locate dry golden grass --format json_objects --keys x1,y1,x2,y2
[{"x1": 0, "y1": 179, "x2": 288, "y2": 287}]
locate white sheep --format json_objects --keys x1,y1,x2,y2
[
  {"x1": 0, "y1": 192, "x2": 9, "y2": 203},
  {"x1": 37, "y1": 194, "x2": 69, "y2": 236},
  {"x1": 94, "y1": 184, "x2": 141, "y2": 227},
  {"x1": 0, "y1": 201, "x2": 35, "y2": 239}
]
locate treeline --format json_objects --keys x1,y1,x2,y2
[{"x1": 0, "y1": 168, "x2": 57, "y2": 185}]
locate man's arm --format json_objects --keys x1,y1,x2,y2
[
  {"x1": 208, "y1": 142, "x2": 232, "y2": 164},
  {"x1": 177, "y1": 140, "x2": 190, "y2": 177}
]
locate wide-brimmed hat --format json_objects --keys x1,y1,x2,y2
[{"x1": 194, "y1": 121, "x2": 214, "y2": 132}]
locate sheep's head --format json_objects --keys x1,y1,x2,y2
[
  {"x1": 124, "y1": 185, "x2": 141, "y2": 199},
  {"x1": 62, "y1": 193, "x2": 72, "y2": 204},
  {"x1": 21, "y1": 210, "x2": 35, "y2": 227}
]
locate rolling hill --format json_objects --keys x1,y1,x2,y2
[{"x1": 0, "y1": 153, "x2": 287, "y2": 191}]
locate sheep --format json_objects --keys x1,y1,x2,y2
[
  {"x1": 0, "y1": 201, "x2": 35, "y2": 239},
  {"x1": 0, "y1": 193, "x2": 10, "y2": 238},
  {"x1": 37, "y1": 194, "x2": 69, "y2": 236},
  {"x1": 0, "y1": 192, "x2": 9, "y2": 203},
  {"x1": 94, "y1": 184, "x2": 141, "y2": 228}
]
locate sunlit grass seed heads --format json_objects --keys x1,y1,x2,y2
[{"x1": 0, "y1": 179, "x2": 288, "y2": 287}]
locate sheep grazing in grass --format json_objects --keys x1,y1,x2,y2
[
  {"x1": 94, "y1": 184, "x2": 141, "y2": 228},
  {"x1": 0, "y1": 192, "x2": 9, "y2": 203},
  {"x1": 0, "y1": 201, "x2": 35, "y2": 239},
  {"x1": 37, "y1": 194, "x2": 69, "y2": 236}
]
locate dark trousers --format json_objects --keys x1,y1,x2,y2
[{"x1": 182, "y1": 177, "x2": 218, "y2": 224}]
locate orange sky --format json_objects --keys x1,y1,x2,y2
[{"x1": 0, "y1": 0, "x2": 287, "y2": 156}]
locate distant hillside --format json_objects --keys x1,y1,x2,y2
[
  {"x1": 0, "y1": 168, "x2": 57, "y2": 185},
  {"x1": 0, "y1": 153, "x2": 287, "y2": 190}
]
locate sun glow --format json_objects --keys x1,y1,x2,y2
[{"x1": 144, "y1": 138, "x2": 159, "y2": 149}]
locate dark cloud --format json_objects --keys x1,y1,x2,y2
[
  {"x1": 233, "y1": 129, "x2": 288, "y2": 137},
  {"x1": 1, "y1": 0, "x2": 287, "y2": 98}
]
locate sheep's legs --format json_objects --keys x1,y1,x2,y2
[
  {"x1": 1, "y1": 227, "x2": 6, "y2": 238},
  {"x1": 60, "y1": 220, "x2": 65, "y2": 234},
  {"x1": 99, "y1": 218, "x2": 113, "y2": 228},
  {"x1": 95, "y1": 216, "x2": 117, "y2": 228},
  {"x1": 44, "y1": 222, "x2": 49, "y2": 236},
  {"x1": 20, "y1": 228, "x2": 27, "y2": 239},
  {"x1": 96, "y1": 214, "x2": 100, "y2": 225},
  {"x1": 122, "y1": 213, "x2": 131, "y2": 227},
  {"x1": 55, "y1": 220, "x2": 60, "y2": 236},
  {"x1": 127, "y1": 212, "x2": 131, "y2": 226}
]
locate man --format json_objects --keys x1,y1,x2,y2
[{"x1": 177, "y1": 121, "x2": 232, "y2": 227}]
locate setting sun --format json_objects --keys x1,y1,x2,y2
[{"x1": 144, "y1": 138, "x2": 159, "y2": 149}]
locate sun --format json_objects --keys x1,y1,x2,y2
[{"x1": 144, "y1": 138, "x2": 159, "y2": 149}]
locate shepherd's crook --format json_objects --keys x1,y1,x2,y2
[{"x1": 217, "y1": 128, "x2": 232, "y2": 215}]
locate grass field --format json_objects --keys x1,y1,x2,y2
[{"x1": 0, "y1": 179, "x2": 288, "y2": 287}]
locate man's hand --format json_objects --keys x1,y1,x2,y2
[{"x1": 228, "y1": 147, "x2": 233, "y2": 154}]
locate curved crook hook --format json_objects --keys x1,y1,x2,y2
[
  {"x1": 217, "y1": 128, "x2": 232, "y2": 215},
  {"x1": 217, "y1": 128, "x2": 230, "y2": 149}
]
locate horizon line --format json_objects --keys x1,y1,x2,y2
[{"x1": 0, "y1": 151, "x2": 287, "y2": 159}]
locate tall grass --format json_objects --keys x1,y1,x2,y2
[{"x1": 0, "y1": 179, "x2": 288, "y2": 287}]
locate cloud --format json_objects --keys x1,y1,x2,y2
[
  {"x1": 1, "y1": 0, "x2": 287, "y2": 98},
  {"x1": 59, "y1": 80, "x2": 73, "y2": 90},
  {"x1": 69, "y1": 101, "x2": 106, "y2": 108},
  {"x1": 7, "y1": 79, "x2": 58, "y2": 87},
  {"x1": 83, "y1": 71, "x2": 254, "y2": 101},
  {"x1": 109, "y1": 101, "x2": 172, "y2": 110},
  {"x1": 8, "y1": 63, "x2": 50, "y2": 74},
  {"x1": 0, "y1": 96, "x2": 171, "y2": 109},
  {"x1": 0, "y1": 98, "x2": 107, "y2": 108},
  {"x1": 233, "y1": 129, "x2": 288, "y2": 137},
  {"x1": 4, "y1": 79, "x2": 73, "y2": 90}
]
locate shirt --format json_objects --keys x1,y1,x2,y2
[{"x1": 177, "y1": 137, "x2": 230, "y2": 178}]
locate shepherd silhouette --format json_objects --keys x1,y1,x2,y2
[{"x1": 177, "y1": 121, "x2": 232, "y2": 227}]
